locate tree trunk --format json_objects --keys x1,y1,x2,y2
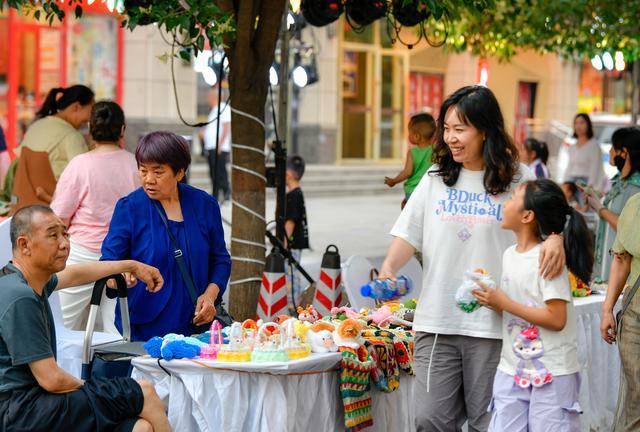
[{"x1": 222, "y1": 0, "x2": 286, "y2": 320}]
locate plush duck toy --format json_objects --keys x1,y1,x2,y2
[
  {"x1": 306, "y1": 321, "x2": 338, "y2": 353},
  {"x1": 333, "y1": 318, "x2": 366, "y2": 349}
]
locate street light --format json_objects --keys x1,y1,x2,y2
[
  {"x1": 602, "y1": 52, "x2": 614, "y2": 71},
  {"x1": 615, "y1": 51, "x2": 626, "y2": 71},
  {"x1": 270, "y1": 64, "x2": 280, "y2": 86},
  {"x1": 591, "y1": 55, "x2": 603, "y2": 71}
]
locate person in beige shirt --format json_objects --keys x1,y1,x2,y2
[{"x1": 19, "y1": 85, "x2": 94, "y2": 179}]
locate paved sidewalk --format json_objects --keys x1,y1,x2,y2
[{"x1": 219, "y1": 189, "x2": 405, "y2": 276}]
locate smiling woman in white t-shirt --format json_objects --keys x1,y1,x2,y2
[
  {"x1": 472, "y1": 179, "x2": 594, "y2": 431},
  {"x1": 379, "y1": 85, "x2": 566, "y2": 431}
]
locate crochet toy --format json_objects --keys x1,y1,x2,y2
[
  {"x1": 508, "y1": 318, "x2": 552, "y2": 388},
  {"x1": 217, "y1": 322, "x2": 252, "y2": 362},
  {"x1": 143, "y1": 333, "x2": 207, "y2": 360},
  {"x1": 306, "y1": 321, "x2": 338, "y2": 353},
  {"x1": 455, "y1": 268, "x2": 496, "y2": 313},
  {"x1": 334, "y1": 319, "x2": 366, "y2": 349},
  {"x1": 297, "y1": 305, "x2": 321, "y2": 323},
  {"x1": 274, "y1": 314, "x2": 293, "y2": 325},
  {"x1": 251, "y1": 322, "x2": 290, "y2": 362},
  {"x1": 367, "y1": 305, "x2": 395, "y2": 327},
  {"x1": 569, "y1": 272, "x2": 591, "y2": 297},
  {"x1": 330, "y1": 306, "x2": 361, "y2": 321}
]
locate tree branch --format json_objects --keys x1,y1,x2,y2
[{"x1": 254, "y1": 0, "x2": 286, "y2": 73}]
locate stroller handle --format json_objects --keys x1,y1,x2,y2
[{"x1": 82, "y1": 275, "x2": 131, "y2": 367}]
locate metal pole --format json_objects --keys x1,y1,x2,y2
[
  {"x1": 632, "y1": 58, "x2": 640, "y2": 126},
  {"x1": 275, "y1": 5, "x2": 290, "y2": 244}
]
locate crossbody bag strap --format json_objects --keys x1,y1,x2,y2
[
  {"x1": 620, "y1": 273, "x2": 640, "y2": 317},
  {"x1": 152, "y1": 202, "x2": 199, "y2": 306}
]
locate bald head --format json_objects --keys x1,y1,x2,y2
[{"x1": 10, "y1": 205, "x2": 56, "y2": 251}]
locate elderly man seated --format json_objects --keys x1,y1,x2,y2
[{"x1": 0, "y1": 205, "x2": 170, "y2": 432}]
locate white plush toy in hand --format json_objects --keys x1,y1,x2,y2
[{"x1": 455, "y1": 268, "x2": 496, "y2": 313}]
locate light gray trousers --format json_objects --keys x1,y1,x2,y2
[{"x1": 413, "y1": 332, "x2": 502, "y2": 432}]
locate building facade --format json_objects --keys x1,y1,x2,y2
[
  {"x1": 0, "y1": 5, "x2": 197, "y2": 154},
  {"x1": 294, "y1": 19, "x2": 582, "y2": 165}
]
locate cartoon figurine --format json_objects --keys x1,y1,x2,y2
[
  {"x1": 297, "y1": 305, "x2": 321, "y2": 323},
  {"x1": 508, "y1": 318, "x2": 553, "y2": 388}
]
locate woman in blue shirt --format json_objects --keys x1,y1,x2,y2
[{"x1": 101, "y1": 131, "x2": 231, "y2": 341}]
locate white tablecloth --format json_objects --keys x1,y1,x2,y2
[
  {"x1": 131, "y1": 294, "x2": 617, "y2": 432},
  {"x1": 574, "y1": 294, "x2": 620, "y2": 431},
  {"x1": 132, "y1": 353, "x2": 413, "y2": 432}
]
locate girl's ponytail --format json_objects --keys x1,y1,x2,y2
[
  {"x1": 523, "y1": 179, "x2": 594, "y2": 283},
  {"x1": 35, "y1": 87, "x2": 64, "y2": 119},
  {"x1": 35, "y1": 85, "x2": 94, "y2": 120},
  {"x1": 563, "y1": 206, "x2": 594, "y2": 283}
]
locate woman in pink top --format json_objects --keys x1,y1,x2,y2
[{"x1": 51, "y1": 101, "x2": 139, "y2": 333}]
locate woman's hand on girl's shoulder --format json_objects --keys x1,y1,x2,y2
[{"x1": 539, "y1": 234, "x2": 565, "y2": 279}]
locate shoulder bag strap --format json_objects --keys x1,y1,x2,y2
[
  {"x1": 620, "y1": 273, "x2": 640, "y2": 317},
  {"x1": 152, "y1": 202, "x2": 199, "y2": 306}
]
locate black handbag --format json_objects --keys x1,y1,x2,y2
[
  {"x1": 153, "y1": 203, "x2": 234, "y2": 334},
  {"x1": 615, "y1": 274, "x2": 640, "y2": 338}
]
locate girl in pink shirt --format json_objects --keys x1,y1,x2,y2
[{"x1": 51, "y1": 101, "x2": 139, "y2": 333}]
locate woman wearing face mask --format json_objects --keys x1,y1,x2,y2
[{"x1": 586, "y1": 127, "x2": 640, "y2": 282}]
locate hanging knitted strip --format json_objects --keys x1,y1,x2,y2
[
  {"x1": 363, "y1": 331, "x2": 400, "y2": 393},
  {"x1": 392, "y1": 329, "x2": 414, "y2": 375},
  {"x1": 339, "y1": 345, "x2": 375, "y2": 432}
]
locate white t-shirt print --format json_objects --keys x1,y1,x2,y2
[{"x1": 390, "y1": 163, "x2": 534, "y2": 339}]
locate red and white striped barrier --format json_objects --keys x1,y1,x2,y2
[
  {"x1": 257, "y1": 250, "x2": 288, "y2": 322},
  {"x1": 313, "y1": 245, "x2": 343, "y2": 316}
]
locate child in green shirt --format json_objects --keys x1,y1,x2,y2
[{"x1": 385, "y1": 113, "x2": 436, "y2": 208}]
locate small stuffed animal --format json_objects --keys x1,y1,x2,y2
[
  {"x1": 297, "y1": 305, "x2": 321, "y2": 323},
  {"x1": 330, "y1": 306, "x2": 360, "y2": 320},
  {"x1": 367, "y1": 305, "x2": 394, "y2": 327},
  {"x1": 333, "y1": 318, "x2": 365, "y2": 349},
  {"x1": 455, "y1": 268, "x2": 496, "y2": 313},
  {"x1": 306, "y1": 321, "x2": 337, "y2": 353},
  {"x1": 508, "y1": 318, "x2": 553, "y2": 388},
  {"x1": 143, "y1": 334, "x2": 206, "y2": 360},
  {"x1": 274, "y1": 315, "x2": 292, "y2": 325}
]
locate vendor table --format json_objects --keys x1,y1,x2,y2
[
  {"x1": 132, "y1": 294, "x2": 618, "y2": 432},
  {"x1": 574, "y1": 294, "x2": 620, "y2": 431},
  {"x1": 132, "y1": 353, "x2": 414, "y2": 432}
]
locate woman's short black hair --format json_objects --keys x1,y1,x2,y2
[
  {"x1": 36, "y1": 85, "x2": 94, "y2": 119},
  {"x1": 573, "y1": 113, "x2": 594, "y2": 139},
  {"x1": 431, "y1": 85, "x2": 519, "y2": 195},
  {"x1": 611, "y1": 127, "x2": 640, "y2": 177},
  {"x1": 90, "y1": 101, "x2": 125, "y2": 143},
  {"x1": 135, "y1": 131, "x2": 191, "y2": 174}
]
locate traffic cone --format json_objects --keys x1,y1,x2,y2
[
  {"x1": 313, "y1": 245, "x2": 344, "y2": 316},
  {"x1": 257, "y1": 249, "x2": 288, "y2": 322}
]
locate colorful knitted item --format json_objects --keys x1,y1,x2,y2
[
  {"x1": 363, "y1": 332, "x2": 399, "y2": 392},
  {"x1": 340, "y1": 346, "x2": 374, "y2": 431}
]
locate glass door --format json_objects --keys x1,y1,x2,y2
[
  {"x1": 341, "y1": 49, "x2": 372, "y2": 159},
  {"x1": 378, "y1": 54, "x2": 405, "y2": 159}
]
